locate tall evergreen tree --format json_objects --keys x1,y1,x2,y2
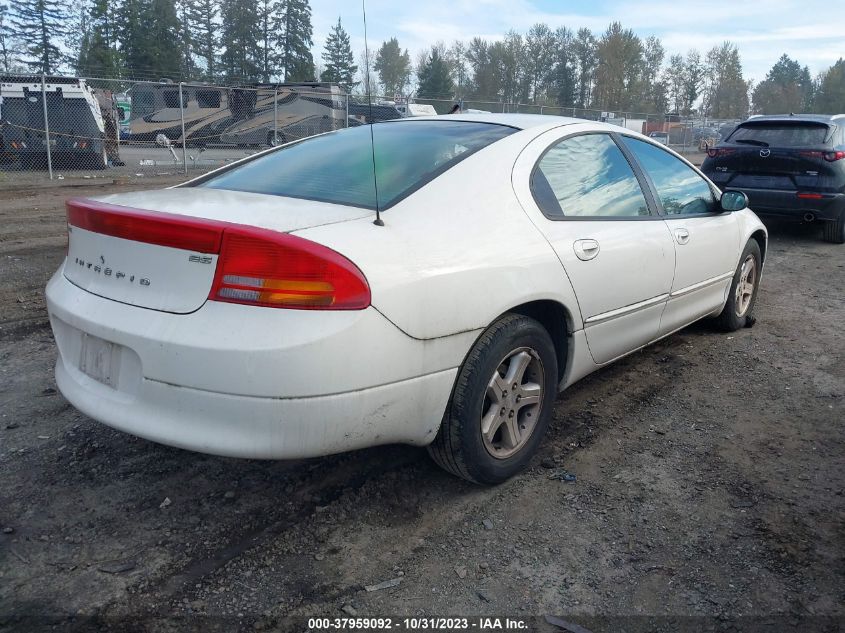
[
  {"x1": 274, "y1": 0, "x2": 313, "y2": 82},
  {"x1": 257, "y1": 0, "x2": 276, "y2": 82},
  {"x1": 416, "y1": 47, "x2": 453, "y2": 98},
  {"x1": 115, "y1": 0, "x2": 145, "y2": 77},
  {"x1": 176, "y1": 0, "x2": 194, "y2": 80},
  {"x1": 8, "y1": 0, "x2": 67, "y2": 73},
  {"x1": 66, "y1": 2, "x2": 90, "y2": 75},
  {"x1": 117, "y1": 0, "x2": 183, "y2": 79},
  {"x1": 78, "y1": 0, "x2": 122, "y2": 78},
  {"x1": 220, "y1": 0, "x2": 260, "y2": 81},
  {"x1": 374, "y1": 38, "x2": 411, "y2": 97},
  {"x1": 320, "y1": 17, "x2": 357, "y2": 92},
  {"x1": 186, "y1": 0, "x2": 220, "y2": 81},
  {"x1": 0, "y1": 2, "x2": 12, "y2": 72},
  {"x1": 752, "y1": 54, "x2": 813, "y2": 114},
  {"x1": 814, "y1": 58, "x2": 845, "y2": 114},
  {"x1": 150, "y1": 0, "x2": 184, "y2": 78}
]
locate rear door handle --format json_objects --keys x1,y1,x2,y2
[
  {"x1": 573, "y1": 239, "x2": 600, "y2": 261},
  {"x1": 674, "y1": 228, "x2": 690, "y2": 245}
]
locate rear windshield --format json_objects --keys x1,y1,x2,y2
[
  {"x1": 198, "y1": 120, "x2": 515, "y2": 210},
  {"x1": 727, "y1": 122, "x2": 830, "y2": 147}
]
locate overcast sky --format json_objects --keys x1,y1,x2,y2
[{"x1": 310, "y1": 0, "x2": 843, "y2": 84}]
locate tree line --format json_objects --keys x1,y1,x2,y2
[{"x1": 0, "y1": 0, "x2": 842, "y2": 117}]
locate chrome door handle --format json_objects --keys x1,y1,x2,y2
[
  {"x1": 674, "y1": 228, "x2": 690, "y2": 245},
  {"x1": 573, "y1": 239, "x2": 600, "y2": 261}
]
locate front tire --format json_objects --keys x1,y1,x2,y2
[
  {"x1": 428, "y1": 314, "x2": 558, "y2": 485},
  {"x1": 715, "y1": 239, "x2": 762, "y2": 331}
]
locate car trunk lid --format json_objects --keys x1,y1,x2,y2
[{"x1": 64, "y1": 188, "x2": 371, "y2": 313}]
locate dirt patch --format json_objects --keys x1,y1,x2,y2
[{"x1": 0, "y1": 182, "x2": 842, "y2": 632}]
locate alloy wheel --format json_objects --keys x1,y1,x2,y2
[
  {"x1": 480, "y1": 347, "x2": 545, "y2": 459},
  {"x1": 735, "y1": 254, "x2": 757, "y2": 317}
]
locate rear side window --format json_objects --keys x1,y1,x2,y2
[
  {"x1": 622, "y1": 137, "x2": 716, "y2": 215},
  {"x1": 532, "y1": 133, "x2": 651, "y2": 218},
  {"x1": 728, "y1": 123, "x2": 829, "y2": 147},
  {"x1": 199, "y1": 121, "x2": 515, "y2": 210}
]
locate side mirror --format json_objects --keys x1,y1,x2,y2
[{"x1": 720, "y1": 190, "x2": 748, "y2": 212}]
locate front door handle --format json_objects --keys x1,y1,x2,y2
[
  {"x1": 573, "y1": 238, "x2": 600, "y2": 261},
  {"x1": 674, "y1": 228, "x2": 690, "y2": 245}
]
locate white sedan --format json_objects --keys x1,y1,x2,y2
[{"x1": 46, "y1": 114, "x2": 766, "y2": 484}]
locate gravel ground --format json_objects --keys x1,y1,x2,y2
[{"x1": 0, "y1": 180, "x2": 843, "y2": 633}]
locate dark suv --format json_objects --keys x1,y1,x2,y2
[{"x1": 701, "y1": 114, "x2": 845, "y2": 243}]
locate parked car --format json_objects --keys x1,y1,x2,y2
[
  {"x1": 648, "y1": 131, "x2": 669, "y2": 145},
  {"x1": 46, "y1": 114, "x2": 766, "y2": 484},
  {"x1": 694, "y1": 127, "x2": 720, "y2": 141},
  {"x1": 701, "y1": 113, "x2": 845, "y2": 243}
]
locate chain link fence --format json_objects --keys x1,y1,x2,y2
[
  {"x1": 0, "y1": 73, "x2": 350, "y2": 185},
  {"x1": 1, "y1": 71, "x2": 734, "y2": 185}
]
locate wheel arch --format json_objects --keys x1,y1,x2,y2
[
  {"x1": 502, "y1": 299, "x2": 572, "y2": 383},
  {"x1": 750, "y1": 228, "x2": 767, "y2": 264}
]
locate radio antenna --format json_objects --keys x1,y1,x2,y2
[{"x1": 362, "y1": 0, "x2": 383, "y2": 226}]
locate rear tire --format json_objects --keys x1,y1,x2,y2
[
  {"x1": 427, "y1": 314, "x2": 558, "y2": 485},
  {"x1": 822, "y1": 214, "x2": 845, "y2": 244},
  {"x1": 715, "y1": 239, "x2": 762, "y2": 331}
]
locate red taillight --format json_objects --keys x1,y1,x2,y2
[
  {"x1": 66, "y1": 198, "x2": 370, "y2": 311},
  {"x1": 797, "y1": 192, "x2": 823, "y2": 199},
  {"x1": 798, "y1": 150, "x2": 845, "y2": 162},
  {"x1": 209, "y1": 228, "x2": 370, "y2": 310},
  {"x1": 707, "y1": 148, "x2": 735, "y2": 158},
  {"x1": 67, "y1": 198, "x2": 223, "y2": 252}
]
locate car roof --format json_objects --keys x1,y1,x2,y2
[
  {"x1": 744, "y1": 113, "x2": 845, "y2": 124},
  {"x1": 397, "y1": 113, "x2": 585, "y2": 131}
]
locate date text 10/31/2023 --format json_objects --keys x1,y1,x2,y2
[{"x1": 307, "y1": 617, "x2": 530, "y2": 630}]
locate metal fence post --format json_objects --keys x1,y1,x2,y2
[
  {"x1": 40, "y1": 73, "x2": 53, "y2": 180},
  {"x1": 273, "y1": 88, "x2": 279, "y2": 144},
  {"x1": 345, "y1": 92, "x2": 349, "y2": 128},
  {"x1": 178, "y1": 82, "x2": 187, "y2": 174},
  {"x1": 539, "y1": 105, "x2": 544, "y2": 115}
]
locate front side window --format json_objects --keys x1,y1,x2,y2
[
  {"x1": 199, "y1": 121, "x2": 515, "y2": 210},
  {"x1": 622, "y1": 137, "x2": 716, "y2": 215},
  {"x1": 532, "y1": 133, "x2": 651, "y2": 218}
]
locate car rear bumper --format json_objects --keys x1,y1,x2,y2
[
  {"x1": 46, "y1": 266, "x2": 471, "y2": 458},
  {"x1": 54, "y1": 352, "x2": 456, "y2": 458},
  {"x1": 735, "y1": 188, "x2": 845, "y2": 222}
]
